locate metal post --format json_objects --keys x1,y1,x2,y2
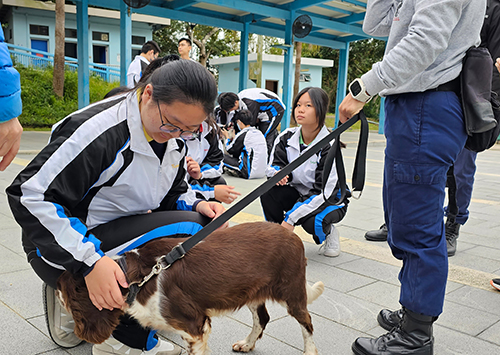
[
  {"x1": 76, "y1": 0, "x2": 89, "y2": 108},
  {"x1": 378, "y1": 97, "x2": 385, "y2": 134},
  {"x1": 280, "y1": 10, "x2": 294, "y2": 131},
  {"x1": 335, "y1": 43, "x2": 349, "y2": 128},
  {"x1": 120, "y1": 2, "x2": 132, "y2": 87},
  {"x1": 238, "y1": 22, "x2": 249, "y2": 92}
]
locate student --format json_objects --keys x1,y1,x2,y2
[
  {"x1": 7, "y1": 59, "x2": 225, "y2": 355},
  {"x1": 214, "y1": 92, "x2": 239, "y2": 127},
  {"x1": 177, "y1": 37, "x2": 192, "y2": 60},
  {"x1": 223, "y1": 109, "x2": 267, "y2": 179},
  {"x1": 260, "y1": 87, "x2": 348, "y2": 257},
  {"x1": 126, "y1": 40, "x2": 160, "y2": 88}
]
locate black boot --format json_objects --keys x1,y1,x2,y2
[
  {"x1": 377, "y1": 308, "x2": 404, "y2": 331},
  {"x1": 445, "y1": 218, "x2": 460, "y2": 257},
  {"x1": 365, "y1": 224, "x2": 388, "y2": 242},
  {"x1": 352, "y1": 308, "x2": 436, "y2": 355}
]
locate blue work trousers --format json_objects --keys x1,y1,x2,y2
[{"x1": 383, "y1": 90, "x2": 467, "y2": 317}]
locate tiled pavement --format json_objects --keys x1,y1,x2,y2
[{"x1": 1, "y1": 130, "x2": 500, "y2": 354}]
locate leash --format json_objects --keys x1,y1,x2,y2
[{"x1": 127, "y1": 111, "x2": 369, "y2": 299}]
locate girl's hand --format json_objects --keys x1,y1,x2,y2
[
  {"x1": 496, "y1": 58, "x2": 500, "y2": 74},
  {"x1": 281, "y1": 221, "x2": 294, "y2": 231},
  {"x1": 214, "y1": 185, "x2": 241, "y2": 204},
  {"x1": 196, "y1": 201, "x2": 228, "y2": 229},
  {"x1": 186, "y1": 157, "x2": 202, "y2": 180},
  {"x1": 276, "y1": 175, "x2": 288, "y2": 186},
  {"x1": 84, "y1": 256, "x2": 128, "y2": 311}
]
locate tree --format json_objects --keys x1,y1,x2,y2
[
  {"x1": 53, "y1": 0, "x2": 65, "y2": 97},
  {"x1": 186, "y1": 24, "x2": 219, "y2": 67},
  {"x1": 293, "y1": 42, "x2": 302, "y2": 99}
]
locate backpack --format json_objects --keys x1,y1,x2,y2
[{"x1": 461, "y1": 47, "x2": 500, "y2": 152}]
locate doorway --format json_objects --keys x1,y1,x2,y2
[{"x1": 265, "y1": 80, "x2": 278, "y2": 94}]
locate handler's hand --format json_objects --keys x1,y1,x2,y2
[
  {"x1": 276, "y1": 175, "x2": 288, "y2": 186},
  {"x1": 196, "y1": 201, "x2": 228, "y2": 229},
  {"x1": 214, "y1": 185, "x2": 241, "y2": 204},
  {"x1": 281, "y1": 221, "x2": 294, "y2": 231},
  {"x1": 186, "y1": 156, "x2": 202, "y2": 180},
  {"x1": 338, "y1": 93, "x2": 366, "y2": 124},
  {"x1": 84, "y1": 256, "x2": 128, "y2": 311},
  {"x1": 0, "y1": 117, "x2": 23, "y2": 171},
  {"x1": 496, "y1": 58, "x2": 500, "y2": 74}
]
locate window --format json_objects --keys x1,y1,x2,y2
[
  {"x1": 300, "y1": 73, "x2": 311, "y2": 82},
  {"x1": 92, "y1": 31, "x2": 109, "y2": 42},
  {"x1": 65, "y1": 28, "x2": 77, "y2": 39},
  {"x1": 30, "y1": 24, "x2": 49, "y2": 36},
  {"x1": 65, "y1": 43, "x2": 78, "y2": 59},
  {"x1": 132, "y1": 36, "x2": 146, "y2": 45},
  {"x1": 132, "y1": 49, "x2": 141, "y2": 58}
]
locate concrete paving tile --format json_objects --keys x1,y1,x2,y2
[
  {"x1": 307, "y1": 287, "x2": 382, "y2": 332},
  {"x1": 336, "y1": 257, "x2": 401, "y2": 286},
  {"x1": 445, "y1": 285, "x2": 500, "y2": 316},
  {"x1": 227, "y1": 301, "x2": 289, "y2": 326},
  {"x1": 438, "y1": 299, "x2": 499, "y2": 336},
  {"x1": 306, "y1": 262, "x2": 376, "y2": 294},
  {"x1": 477, "y1": 320, "x2": 500, "y2": 347},
  {"x1": 448, "y1": 251, "x2": 500, "y2": 273},
  {"x1": 347, "y1": 281, "x2": 401, "y2": 310},
  {"x1": 0, "y1": 244, "x2": 30, "y2": 275},
  {"x1": 303, "y1": 240, "x2": 363, "y2": 266},
  {"x1": 0, "y1": 226, "x2": 24, "y2": 256},
  {"x1": 462, "y1": 245, "x2": 500, "y2": 262},
  {"x1": 434, "y1": 323, "x2": 500, "y2": 354},
  {"x1": 445, "y1": 280, "x2": 465, "y2": 294},
  {"x1": 0, "y1": 212, "x2": 20, "y2": 230},
  {"x1": 0, "y1": 269, "x2": 44, "y2": 319},
  {"x1": 0, "y1": 302, "x2": 59, "y2": 355}
]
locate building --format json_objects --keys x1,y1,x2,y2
[
  {"x1": 210, "y1": 53, "x2": 334, "y2": 97},
  {"x1": 0, "y1": 0, "x2": 169, "y2": 67}
]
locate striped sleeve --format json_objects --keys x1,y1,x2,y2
[
  {"x1": 200, "y1": 131, "x2": 224, "y2": 179},
  {"x1": 6, "y1": 98, "x2": 129, "y2": 275}
]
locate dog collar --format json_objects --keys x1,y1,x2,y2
[{"x1": 117, "y1": 257, "x2": 140, "y2": 305}]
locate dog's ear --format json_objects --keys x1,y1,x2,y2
[{"x1": 57, "y1": 271, "x2": 123, "y2": 344}]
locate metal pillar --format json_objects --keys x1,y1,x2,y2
[
  {"x1": 335, "y1": 43, "x2": 349, "y2": 128},
  {"x1": 120, "y1": 2, "x2": 132, "y2": 87},
  {"x1": 280, "y1": 10, "x2": 294, "y2": 131},
  {"x1": 76, "y1": 0, "x2": 89, "y2": 108},
  {"x1": 378, "y1": 97, "x2": 385, "y2": 134},
  {"x1": 238, "y1": 22, "x2": 249, "y2": 92}
]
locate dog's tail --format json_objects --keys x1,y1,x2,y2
[{"x1": 306, "y1": 281, "x2": 324, "y2": 304}]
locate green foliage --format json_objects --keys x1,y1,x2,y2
[{"x1": 17, "y1": 65, "x2": 119, "y2": 127}]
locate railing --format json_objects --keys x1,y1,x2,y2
[{"x1": 7, "y1": 43, "x2": 121, "y2": 82}]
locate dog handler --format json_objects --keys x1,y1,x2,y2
[
  {"x1": 7, "y1": 60, "x2": 225, "y2": 355},
  {"x1": 338, "y1": 1, "x2": 487, "y2": 354}
]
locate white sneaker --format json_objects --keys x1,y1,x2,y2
[
  {"x1": 318, "y1": 225, "x2": 340, "y2": 257},
  {"x1": 93, "y1": 336, "x2": 182, "y2": 355}
]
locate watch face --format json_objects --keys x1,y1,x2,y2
[{"x1": 351, "y1": 81, "x2": 362, "y2": 96}]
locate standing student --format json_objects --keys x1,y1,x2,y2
[
  {"x1": 223, "y1": 109, "x2": 267, "y2": 179},
  {"x1": 7, "y1": 60, "x2": 225, "y2": 355},
  {"x1": 338, "y1": 1, "x2": 487, "y2": 354},
  {"x1": 126, "y1": 40, "x2": 160, "y2": 88},
  {"x1": 0, "y1": 22, "x2": 23, "y2": 171},
  {"x1": 260, "y1": 87, "x2": 349, "y2": 258},
  {"x1": 177, "y1": 38, "x2": 192, "y2": 60}
]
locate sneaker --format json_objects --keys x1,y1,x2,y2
[
  {"x1": 318, "y1": 225, "x2": 340, "y2": 257},
  {"x1": 445, "y1": 218, "x2": 460, "y2": 257},
  {"x1": 491, "y1": 279, "x2": 500, "y2": 291},
  {"x1": 43, "y1": 282, "x2": 83, "y2": 348},
  {"x1": 93, "y1": 337, "x2": 182, "y2": 355}
]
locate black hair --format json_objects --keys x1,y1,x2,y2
[
  {"x1": 141, "y1": 40, "x2": 160, "y2": 54},
  {"x1": 103, "y1": 86, "x2": 129, "y2": 99},
  {"x1": 138, "y1": 54, "x2": 180, "y2": 84},
  {"x1": 233, "y1": 109, "x2": 254, "y2": 126},
  {"x1": 217, "y1": 92, "x2": 239, "y2": 112},
  {"x1": 136, "y1": 60, "x2": 217, "y2": 116},
  {"x1": 178, "y1": 38, "x2": 192, "y2": 46},
  {"x1": 292, "y1": 87, "x2": 329, "y2": 130}
]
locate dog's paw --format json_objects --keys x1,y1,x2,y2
[{"x1": 232, "y1": 340, "x2": 255, "y2": 353}]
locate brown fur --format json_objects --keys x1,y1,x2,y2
[{"x1": 57, "y1": 221, "x2": 323, "y2": 354}]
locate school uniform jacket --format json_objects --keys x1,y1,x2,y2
[
  {"x1": 225, "y1": 126, "x2": 267, "y2": 179},
  {"x1": 126, "y1": 55, "x2": 149, "y2": 88},
  {"x1": 186, "y1": 121, "x2": 224, "y2": 199},
  {"x1": 266, "y1": 125, "x2": 346, "y2": 226},
  {"x1": 6, "y1": 92, "x2": 201, "y2": 276},
  {"x1": 238, "y1": 88, "x2": 285, "y2": 137}
]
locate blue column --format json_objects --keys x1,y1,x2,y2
[
  {"x1": 76, "y1": 0, "x2": 89, "y2": 108},
  {"x1": 335, "y1": 43, "x2": 349, "y2": 128},
  {"x1": 280, "y1": 10, "x2": 294, "y2": 131},
  {"x1": 238, "y1": 22, "x2": 249, "y2": 92},
  {"x1": 120, "y1": 2, "x2": 132, "y2": 87}
]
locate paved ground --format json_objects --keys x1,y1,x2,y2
[{"x1": 2, "y1": 130, "x2": 500, "y2": 355}]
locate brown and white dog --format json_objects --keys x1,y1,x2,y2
[{"x1": 57, "y1": 221, "x2": 324, "y2": 354}]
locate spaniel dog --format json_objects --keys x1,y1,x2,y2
[{"x1": 57, "y1": 221, "x2": 324, "y2": 355}]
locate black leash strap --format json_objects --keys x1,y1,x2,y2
[{"x1": 163, "y1": 110, "x2": 369, "y2": 267}]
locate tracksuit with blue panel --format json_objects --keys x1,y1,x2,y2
[
  {"x1": 260, "y1": 126, "x2": 349, "y2": 244},
  {"x1": 6, "y1": 91, "x2": 210, "y2": 350},
  {"x1": 0, "y1": 23, "x2": 22, "y2": 123}
]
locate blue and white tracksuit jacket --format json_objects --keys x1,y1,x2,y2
[
  {"x1": 0, "y1": 23, "x2": 22, "y2": 122},
  {"x1": 6, "y1": 92, "x2": 203, "y2": 276},
  {"x1": 266, "y1": 125, "x2": 348, "y2": 228},
  {"x1": 224, "y1": 126, "x2": 267, "y2": 179}
]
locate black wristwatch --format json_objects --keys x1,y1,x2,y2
[{"x1": 349, "y1": 78, "x2": 372, "y2": 103}]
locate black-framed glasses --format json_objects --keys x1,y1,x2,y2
[{"x1": 156, "y1": 101, "x2": 199, "y2": 141}]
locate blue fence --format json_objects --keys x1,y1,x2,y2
[{"x1": 7, "y1": 43, "x2": 121, "y2": 83}]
